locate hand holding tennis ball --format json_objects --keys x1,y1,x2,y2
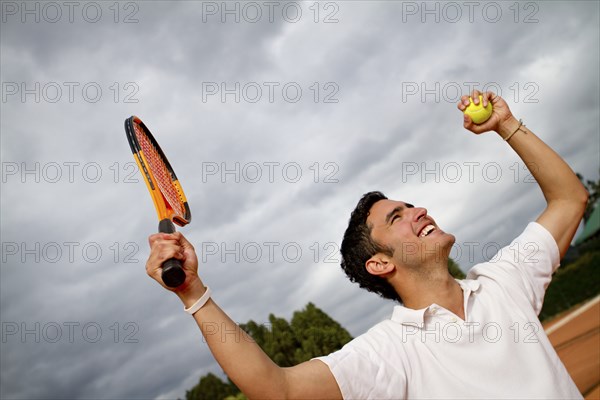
[
  {"x1": 459, "y1": 91, "x2": 517, "y2": 137},
  {"x1": 463, "y1": 95, "x2": 493, "y2": 124}
]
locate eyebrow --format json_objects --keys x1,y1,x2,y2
[{"x1": 385, "y1": 203, "x2": 414, "y2": 224}]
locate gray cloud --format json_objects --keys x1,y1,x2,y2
[{"x1": 1, "y1": 1, "x2": 599, "y2": 399}]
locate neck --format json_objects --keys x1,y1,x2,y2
[{"x1": 392, "y1": 266, "x2": 465, "y2": 320}]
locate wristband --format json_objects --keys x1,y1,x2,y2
[
  {"x1": 184, "y1": 287, "x2": 212, "y2": 315},
  {"x1": 503, "y1": 119, "x2": 526, "y2": 141}
]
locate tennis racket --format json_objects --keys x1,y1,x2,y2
[{"x1": 124, "y1": 116, "x2": 192, "y2": 288}]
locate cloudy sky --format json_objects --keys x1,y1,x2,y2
[{"x1": 1, "y1": 1, "x2": 599, "y2": 398}]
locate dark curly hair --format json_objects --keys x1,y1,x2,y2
[{"x1": 340, "y1": 191, "x2": 401, "y2": 302}]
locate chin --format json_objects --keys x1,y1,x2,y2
[{"x1": 438, "y1": 231, "x2": 456, "y2": 249}]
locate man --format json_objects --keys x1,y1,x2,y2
[{"x1": 146, "y1": 91, "x2": 588, "y2": 399}]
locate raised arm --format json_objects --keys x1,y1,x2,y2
[
  {"x1": 458, "y1": 91, "x2": 589, "y2": 258},
  {"x1": 146, "y1": 232, "x2": 342, "y2": 400}
]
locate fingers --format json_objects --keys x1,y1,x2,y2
[
  {"x1": 150, "y1": 232, "x2": 197, "y2": 266},
  {"x1": 175, "y1": 232, "x2": 195, "y2": 252},
  {"x1": 146, "y1": 233, "x2": 185, "y2": 277},
  {"x1": 462, "y1": 112, "x2": 484, "y2": 134},
  {"x1": 457, "y1": 90, "x2": 497, "y2": 110},
  {"x1": 482, "y1": 91, "x2": 497, "y2": 108},
  {"x1": 458, "y1": 94, "x2": 470, "y2": 111},
  {"x1": 463, "y1": 116, "x2": 487, "y2": 134},
  {"x1": 148, "y1": 232, "x2": 175, "y2": 247},
  {"x1": 460, "y1": 91, "x2": 496, "y2": 135},
  {"x1": 471, "y1": 89, "x2": 481, "y2": 105},
  {"x1": 458, "y1": 91, "x2": 513, "y2": 136},
  {"x1": 149, "y1": 232, "x2": 195, "y2": 250},
  {"x1": 463, "y1": 112, "x2": 472, "y2": 127},
  {"x1": 149, "y1": 234, "x2": 184, "y2": 258},
  {"x1": 146, "y1": 231, "x2": 201, "y2": 291}
]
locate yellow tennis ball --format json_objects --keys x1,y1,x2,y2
[{"x1": 464, "y1": 95, "x2": 493, "y2": 124}]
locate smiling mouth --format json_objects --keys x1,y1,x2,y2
[{"x1": 419, "y1": 224, "x2": 436, "y2": 238}]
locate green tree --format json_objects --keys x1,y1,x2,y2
[
  {"x1": 577, "y1": 171, "x2": 600, "y2": 222},
  {"x1": 223, "y1": 393, "x2": 247, "y2": 400},
  {"x1": 290, "y1": 303, "x2": 353, "y2": 363},
  {"x1": 187, "y1": 303, "x2": 353, "y2": 399},
  {"x1": 448, "y1": 258, "x2": 465, "y2": 279},
  {"x1": 540, "y1": 245, "x2": 600, "y2": 321},
  {"x1": 264, "y1": 314, "x2": 297, "y2": 367},
  {"x1": 240, "y1": 303, "x2": 353, "y2": 366},
  {"x1": 185, "y1": 373, "x2": 237, "y2": 400}
]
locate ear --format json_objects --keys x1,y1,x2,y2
[{"x1": 365, "y1": 254, "x2": 396, "y2": 277}]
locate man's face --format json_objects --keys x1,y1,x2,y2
[{"x1": 366, "y1": 199, "x2": 455, "y2": 270}]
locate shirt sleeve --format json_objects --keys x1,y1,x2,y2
[
  {"x1": 313, "y1": 331, "x2": 407, "y2": 400},
  {"x1": 467, "y1": 222, "x2": 560, "y2": 315},
  {"x1": 314, "y1": 350, "x2": 377, "y2": 399}
]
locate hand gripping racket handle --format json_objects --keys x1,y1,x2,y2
[{"x1": 158, "y1": 219, "x2": 186, "y2": 288}]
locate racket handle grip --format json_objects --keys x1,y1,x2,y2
[{"x1": 158, "y1": 219, "x2": 186, "y2": 288}]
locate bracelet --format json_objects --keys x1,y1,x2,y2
[
  {"x1": 503, "y1": 119, "x2": 526, "y2": 141},
  {"x1": 184, "y1": 287, "x2": 212, "y2": 315}
]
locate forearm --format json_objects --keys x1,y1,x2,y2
[
  {"x1": 499, "y1": 117, "x2": 588, "y2": 204},
  {"x1": 178, "y1": 285, "x2": 287, "y2": 399},
  {"x1": 496, "y1": 116, "x2": 588, "y2": 256},
  {"x1": 458, "y1": 91, "x2": 589, "y2": 256},
  {"x1": 145, "y1": 235, "x2": 334, "y2": 399}
]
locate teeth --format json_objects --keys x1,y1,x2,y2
[{"x1": 420, "y1": 224, "x2": 435, "y2": 237}]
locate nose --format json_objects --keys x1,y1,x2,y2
[{"x1": 413, "y1": 207, "x2": 428, "y2": 222}]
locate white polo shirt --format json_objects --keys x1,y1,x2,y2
[{"x1": 317, "y1": 222, "x2": 582, "y2": 399}]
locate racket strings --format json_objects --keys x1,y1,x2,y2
[{"x1": 133, "y1": 123, "x2": 186, "y2": 218}]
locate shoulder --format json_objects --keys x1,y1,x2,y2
[
  {"x1": 466, "y1": 222, "x2": 561, "y2": 314},
  {"x1": 321, "y1": 319, "x2": 400, "y2": 361},
  {"x1": 315, "y1": 315, "x2": 408, "y2": 399},
  {"x1": 467, "y1": 222, "x2": 559, "y2": 278}
]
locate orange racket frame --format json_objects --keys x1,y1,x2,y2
[{"x1": 124, "y1": 116, "x2": 191, "y2": 287}]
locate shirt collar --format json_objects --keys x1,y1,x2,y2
[
  {"x1": 457, "y1": 278, "x2": 481, "y2": 293},
  {"x1": 391, "y1": 305, "x2": 426, "y2": 326},
  {"x1": 390, "y1": 279, "x2": 481, "y2": 326}
]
